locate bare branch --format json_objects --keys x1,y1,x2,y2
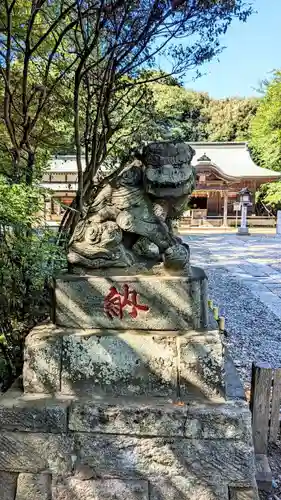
[
  {"x1": 30, "y1": 1, "x2": 77, "y2": 54},
  {"x1": 3, "y1": 0, "x2": 19, "y2": 152}
]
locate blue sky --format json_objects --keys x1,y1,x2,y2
[{"x1": 176, "y1": 0, "x2": 281, "y2": 99}]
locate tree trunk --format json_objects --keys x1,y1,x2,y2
[{"x1": 26, "y1": 151, "x2": 35, "y2": 185}]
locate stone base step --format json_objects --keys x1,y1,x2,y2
[
  {"x1": 0, "y1": 472, "x2": 259, "y2": 500},
  {"x1": 0, "y1": 386, "x2": 258, "y2": 499},
  {"x1": 23, "y1": 323, "x2": 223, "y2": 400},
  {"x1": 0, "y1": 385, "x2": 248, "y2": 438},
  {"x1": 255, "y1": 453, "x2": 272, "y2": 492}
]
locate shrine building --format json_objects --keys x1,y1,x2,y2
[
  {"x1": 187, "y1": 142, "x2": 280, "y2": 225},
  {"x1": 41, "y1": 142, "x2": 281, "y2": 226}
]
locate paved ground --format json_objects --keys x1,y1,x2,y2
[{"x1": 182, "y1": 233, "x2": 281, "y2": 387}]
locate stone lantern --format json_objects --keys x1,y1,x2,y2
[{"x1": 237, "y1": 187, "x2": 252, "y2": 235}]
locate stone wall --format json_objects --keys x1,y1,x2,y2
[{"x1": 0, "y1": 385, "x2": 258, "y2": 500}]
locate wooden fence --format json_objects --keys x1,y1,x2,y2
[
  {"x1": 178, "y1": 215, "x2": 276, "y2": 229},
  {"x1": 250, "y1": 362, "x2": 281, "y2": 451},
  {"x1": 250, "y1": 362, "x2": 281, "y2": 491}
]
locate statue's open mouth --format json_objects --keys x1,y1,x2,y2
[
  {"x1": 145, "y1": 171, "x2": 195, "y2": 198},
  {"x1": 145, "y1": 181, "x2": 193, "y2": 198},
  {"x1": 143, "y1": 144, "x2": 195, "y2": 199}
]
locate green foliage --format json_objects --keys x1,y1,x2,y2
[
  {"x1": 0, "y1": 176, "x2": 67, "y2": 388},
  {"x1": 105, "y1": 71, "x2": 259, "y2": 149},
  {"x1": 148, "y1": 81, "x2": 210, "y2": 142},
  {"x1": 133, "y1": 78, "x2": 258, "y2": 144},
  {"x1": 114, "y1": 71, "x2": 258, "y2": 146},
  {"x1": 89, "y1": 77, "x2": 156, "y2": 164},
  {"x1": 248, "y1": 71, "x2": 281, "y2": 213},
  {"x1": 250, "y1": 71, "x2": 281, "y2": 172},
  {"x1": 0, "y1": 0, "x2": 76, "y2": 182},
  {"x1": 256, "y1": 182, "x2": 281, "y2": 214},
  {"x1": 0, "y1": 228, "x2": 67, "y2": 387},
  {"x1": 206, "y1": 97, "x2": 259, "y2": 142},
  {"x1": 0, "y1": 177, "x2": 43, "y2": 225}
]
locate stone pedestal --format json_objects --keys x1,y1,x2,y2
[
  {"x1": 238, "y1": 227, "x2": 250, "y2": 236},
  {"x1": 53, "y1": 266, "x2": 208, "y2": 330},
  {"x1": 0, "y1": 266, "x2": 258, "y2": 499}
]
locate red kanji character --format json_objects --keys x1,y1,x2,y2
[
  {"x1": 121, "y1": 284, "x2": 149, "y2": 318},
  {"x1": 104, "y1": 286, "x2": 123, "y2": 319},
  {"x1": 104, "y1": 284, "x2": 149, "y2": 320}
]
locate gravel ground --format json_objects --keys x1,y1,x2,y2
[
  {"x1": 186, "y1": 235, "x2": 281, "y2": 388},
  {"x1": 204, "y1": 268, "x2": 281, "y2": 386}
]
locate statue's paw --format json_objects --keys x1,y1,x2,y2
[
  {"x1": 67, "y1": 249, "x2": 84, "y2": 265},
  {"x1": 163, "y1": 242, "x2": 190, "y2": 270},
  {"x1": 133, "y1": 237, "x2": 160, "y2": 259}
]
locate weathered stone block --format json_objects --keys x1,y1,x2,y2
[
  {"x1": 179, "y1": 331, "x2": 222, "y2": 365},
  {"x1": 68, "y1": 397, "x2": 251, "y2": 442},
  {"x1": 69, "y1": 399, "x2": 187, "y2": 435},
  {"x1": 149, "y1": 476, "x2": 229, "y2": 500},
  {"x1": 54, "y1": 267, "x2": 207, "y2": 330},
  {"x1": 61, "y1": 331, "x2": 178, "y2": 397},
  {"x1": 23, "y1": 324, "x2": 62, "y2": 393},
  {"x1": 52, "y1": 477, "x2": 149, "y2": 500},
  {"x1": 184, "y1": 401, "x2": 252, "y2": 441},
  {"x1": 228, "y1": 487, "x2": 259, "y2": 500},
  {"x1": 179, "y1": 331, "x2": 223, "y2": 397},
  {"x1": 0, "y1": 432, "x2": 74, "y2": 474},
  {"x1": 0, "y1": 389, "x2": 69, "y2": 432},
  {"x1": 22, "y1": 323, "x2": 224, "y2": 397},
  {"x1": 16, "y1": 473, "x2": 51, "y2": 500},
  {"x1": 224, "y1": 350, "x2": 245, "y2": 400},
  {"x1": 74, "y1": 434, "x2": 256, "y2": 486},
  {"x1": 255, "y1": 453, "x2": 272, "y2": 491},
  {"x1": 0, "y1": 471, "x2": 18, "y2": 500}
]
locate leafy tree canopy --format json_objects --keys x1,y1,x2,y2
[
  {"x1": 255, "y1": 181, "x2": 281, "y2": 215},
  {"x1": 148, "y1": 80, "x2": 210, "y2": 142},
  {"x1": 0, "y1": 176, "x2": 43, "y2": 226},
  {"x1": 248, "y1": 72, "x2": 281, "y2": 212},
  {"x1": 206, "y1": 97, "x2": 259, "y2": 142},
  {"x1": 250, "y1": 71, "x2": 281, "y2": 172}
]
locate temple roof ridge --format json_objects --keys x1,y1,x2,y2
[
  {"x1": 189, "y1": 141, "x2": 280, "y2": 179},
  {"x1": 47, "y1": 142, "x2": 281, "y2": 180}
]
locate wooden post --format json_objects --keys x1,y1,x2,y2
[
  {"x1": 269, "y1": 368, "x2": 281, "y2": 443},
  {"x1": 250, "y1": 362, "x2": 272, "y2": 454},
  {"x1": 219, "y1": 316, "x2": 225, "y2": 331},
  {"x1": 251, "y1": 193, "x2": 255, "y2": 215},
  {"x1": 213, "y1": 306, "x2": 219, "y2": 320},
  {"x1": 200, "y1": 278, "x2": 208, "y2": 329},
  {"x1": 223, "y1": 191, "x2": 228, "y2": 227}
]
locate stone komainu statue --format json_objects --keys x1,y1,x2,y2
[{"x1": 68, "y1": 142, "x2": 196, "y2": 272}]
